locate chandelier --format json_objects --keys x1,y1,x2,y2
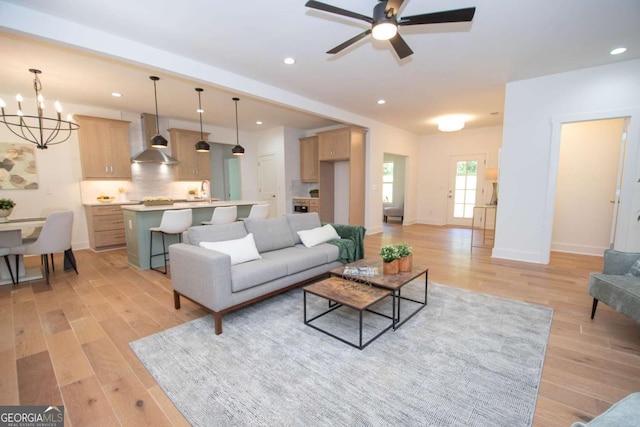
[{"x1": 0, "y1": 69, "x2": 79, "y2": 149}]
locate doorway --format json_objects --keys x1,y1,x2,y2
[
  {"x1": 552, "y1": 118, "x2": 627, "y2": 255},
  {"x1": 447, "y1": 154, "x2": 486, "y2": 227},
  {"x1": 257, "y1": 154, "x2": 278, "y2": 216}
]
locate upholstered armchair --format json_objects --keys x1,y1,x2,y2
[
  {"x1": 383, "y1": 202, "x2": 404, "y2": 223},
  {"x1": 588, "y1": 249, "x2": 640, "y2": 324}
]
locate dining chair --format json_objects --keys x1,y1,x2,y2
[
  {"x1": 10, "y1": 210, "x2": 77, "y2": 285},
  {"x1": 150, "y1": 209, "x2": 193, "y2": 274},
  {"x1": 201, "y1": 206, "x2": 237, "y2": 225},
  {"x1": 0, "y1": 247, "x2": 15, "y2": 285},
  {"x1": 239, "y1": 203, "x2": 270, "y2": 221}
]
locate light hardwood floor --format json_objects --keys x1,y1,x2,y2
[{"x1": 1, "y1": 223, "x2": 639, "y2": 426}]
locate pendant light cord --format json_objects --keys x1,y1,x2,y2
[
  {"x1": 151, "y1": 76, "x2": 161, "y2": 134},
  {"x1": 234, "y1": 97, "x2": 240, "y2": 145},
  {"x1": 197, "y1": 88, "x2": 204, "y2": 140}
]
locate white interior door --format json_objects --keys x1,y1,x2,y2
[
  {"x1": 257, "y1": 154, "x2": 277, "y2": 217},
  {"x1": 552, "y1": 118, "x2": 626, "y2": 255},
  {"x1": 447, "y1": 155, "x2": 486, "y2": 227}
]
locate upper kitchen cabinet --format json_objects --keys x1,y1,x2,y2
[
  {"x1": 169, "y1": 128, "x2": 211, "y2": 181},
  {"x1": 318, "y1": 127, "x2": 360, "y2": 161},
  {"x1": 317, "y1": 127, "x2": 367, "y2": 226},
  {"x1": 300, "y1": 136, "x2": 319, "y2": 182},
  {"x1": 76, "y1": 115, "x2": 132, "y2": 179}
]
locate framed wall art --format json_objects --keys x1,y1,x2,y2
[{"x1": 0, "y1": 142, "x2": 39, "y2": 189}]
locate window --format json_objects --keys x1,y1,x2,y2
[
  {"x1": 382, "y1": 162, "x2": 394, "y2": 203},
  {"x1": 453, "y1": 160, "x2": 477, "y2": 218}
]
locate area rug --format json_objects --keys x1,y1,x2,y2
[{"x1": 130, "y1": 282, "x2": 553, "y2": 426}]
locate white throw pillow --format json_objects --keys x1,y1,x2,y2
[
  {"x1": 199, "y1": 233, "x2": 262, "y2": 265},
  {"x1": 297, "y1": 224, "x2": 341, "y2": 248}
]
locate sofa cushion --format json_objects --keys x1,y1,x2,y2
[
  {"x1": 243, "y1": 216, "x2": 295, "y2": 253},
  {"x1": 260, "y1": 244, "x2": 339, "y2": 275},
  {"x1": 627, "y1": 258, "x2": 640, "y2": 277},
  {"x1": 199, "y1": 233, "x2": 261, "y2": 265},
  {"x1": 231, "y1": 259, "x2": 288, "y2": 293},
  {"x1": 187, "y1": 222, "x2": 247, "y2": 246},
  {"x1": 286, "y1": 212, "x2": 322, "y2": 244},
  {"x1": 297, "y1": 224, "x2": 340, "y2": 248}
]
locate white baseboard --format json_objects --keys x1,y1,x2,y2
[
  {"x1": 551, "y1": 242, "x2": 607, "y2": 257},
  {"x1": 491, "y1": 247, "x2": 549, "y2": 264}
]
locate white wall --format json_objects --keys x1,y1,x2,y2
[
  {"x1": 417, "y1": 126, "x2": 503, "y2": 225},
  {"x1": 496, "y1": 59, "x2": 640, "y2": 264}
]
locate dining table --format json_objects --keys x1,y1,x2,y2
[{"x1": 0, "y1": 217, "x2": 62, "y2": 285}]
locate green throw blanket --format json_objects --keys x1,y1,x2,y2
[{"x1": 326, "y1": 223, "x2": 366, "y2": 264}]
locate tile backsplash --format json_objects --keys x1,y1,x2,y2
[{"x1": 80, "y1": 163, "x2": 207, "y2": 203}]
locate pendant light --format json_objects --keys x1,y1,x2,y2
[
  {"x1": 194, "y1": 88, "x2": 209, "y2": 152},
  {"x1": 231, "y1": 97, "x2": 245, "y2": 156},
  {"x1": 149, "y1": 76, "x2": 168, "y2": 148}
]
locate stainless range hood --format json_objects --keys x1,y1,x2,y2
[{"x1": 131, "y1": 113, "x2": 178, "y2": 164}]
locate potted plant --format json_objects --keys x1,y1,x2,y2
[
  {"x1": 379, "y1": 244, "x2": 400, "y2": 275},
  {"x1": 188, "y1": 188, "x2": 198, "y2": 201},
  {"x1": 0, "y1": 198, "x2": 15, "y2": 223},
  {"x1": 395, "y1": 242, "x2": 413, "y2": 272}
]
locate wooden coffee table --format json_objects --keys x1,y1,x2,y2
[
  {"x1": 330, "y1": 258, "x2": 428, "y2": 330},
  {"x1": 303, "y1": 276, "x2": 393, "y2": 350}
]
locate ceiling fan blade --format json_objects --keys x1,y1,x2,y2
[
  {"x1": 385, "y1": 0, "x2": 405, "y2": 17},
  {"x1": 399, "y1": 7, "x2": 476, "y2": 26},
  {"x1": 389, "y1": 33, "x2": 413, "y2": 59},
  {"x1": 327, "y1": 29, "x2": 372, "y2": 54},
  {"x1": 305, "y1": 1, "x2": 373, "y2": 24}
]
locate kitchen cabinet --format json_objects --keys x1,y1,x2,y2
[
  {"x1": 169, "y1": 128, "x2": 211, "y2": 181},
  {"x1": 318, "y1": 127, "x2": 354, "y2": 161},
  {"x1": 85, "y1": 204, "x2": 127, "y2": 251},
  {"x1": 76, "y1": 115, "x2": 132, "y2": 179},
  {"x1": 300, "y1": 136, "x2": 319, "y2": 182},
  {"x1": 317, "y1": 127, "x2": 366, "y2": 226},
  {"x1": 293, "y1": 197, "x2": 319, "y2": 213}
]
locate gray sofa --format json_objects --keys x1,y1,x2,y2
[
  {"x1": 169, "y1": 212, "x2": 365, "y2": 334},
  {"x1": 588, "y1": 249, "x2": 640, "y2": 324}
]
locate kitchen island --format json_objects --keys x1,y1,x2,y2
[{"x1": 122, "y1": 201, "x2": 261, "y2": 270}]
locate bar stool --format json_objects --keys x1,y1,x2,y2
[
  {"x1": 201, "y1": 206, "x2": 237, "y2": 225},
  {"x1": 238, "y1": 203, "x2": 270, "y2": 221},
  {"x1": 150, "y1": 209, "x2": 192, "y2": 274}
]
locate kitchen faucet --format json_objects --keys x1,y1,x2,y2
[{"x1": 200, "y1": 180, "x2": 211, "y2": 204}]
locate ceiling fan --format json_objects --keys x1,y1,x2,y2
[{"x1": 305, "y1": 0, "x2": 476, "y2": 59}]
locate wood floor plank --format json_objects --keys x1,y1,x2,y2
[
  {"x1": 40, "y1": 309, "x2": 72, "y2": 336},
  {"x1": 103, "y1": 373, "x2": 172, "y2": 427},
  {"x1": 45, "y1": 329, "x2": 94, "y2": 387},
  {"x1": 82, "y1": 337, "x2": 132, "y2": 385},
  {"x1": 147, "y1": 385, "x2": 190, "y2": 427},
  {"x1": 70, "y1": 316, "x2": 107, "y2": 345},
  {"x1": 60, "y1": 376, "x2": 120, "y2": 427},
  {"x1": 17, "y1": 350, "x2": 63, "y2": 405},
  {"x1": 0, "y1": 348, "x2": 18, "y2": 404}
]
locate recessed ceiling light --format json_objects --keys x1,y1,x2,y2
[
  {"x1": 377, "y1": 99, "x2": 386, "y2": 105},
  {"x1": 256, "y1": 121, "x2": 263, "y2": 125},
  {"x1": 196, "y1": 108, "x2": 204, "y2": 113},
  {"x1": 610, "y1": 47, "x2": 627, "y2": 55},
  {"x1": 111, "y1": 92, "x2": 122, "y2": 98},
  {"x1": 283, "y1": 57, "x2": 296, "y2": 65}
]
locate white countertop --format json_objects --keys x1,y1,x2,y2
[
  {"x1": 121, "y1": 200, "x2": 263, "y2": 212},
  {"x1": 82, "y1": 201, "x2": 141, "y2": 207}
]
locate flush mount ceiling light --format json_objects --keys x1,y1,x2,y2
[
  {"x1": 437, "y1": 116, "x2": 465, "y2": 132},
  {"x1": 377, "y1": 99, "x2": 386, "y2": 105},
  {"x1": 256, "y1": 121, "x2": 263, "y2": 125},
  {"x1": 111, "y1": 92, "x2": 122, "y2": 98},
  {"x1": 194, "y1": 88, "x2": 210, "y2": 152},
  {"x1": 149, "y1": 76, "x2": 168, "y2": 148},
  {"x1": 283, "y1": 57, "x2": 296, "y2": 65},
  {"x1": 231, "y1": 97, "x2": 245, "y2": 156},
  {"x1": 0, "y1": 68, "x2": 79, "y2": 150},
  {"x1": 610, "y1": 47, "x2": 627, "y2": 55}
]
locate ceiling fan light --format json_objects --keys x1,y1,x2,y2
[
  {"x1": 372, "y1": 21, "x2": 397, "y2": 40},
  {"x1": 438, "y1": 117, "x2": 465, "y2": 132},
  {"x1": 151, "y1": 134, "x2": 168, "y2": 147}
]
